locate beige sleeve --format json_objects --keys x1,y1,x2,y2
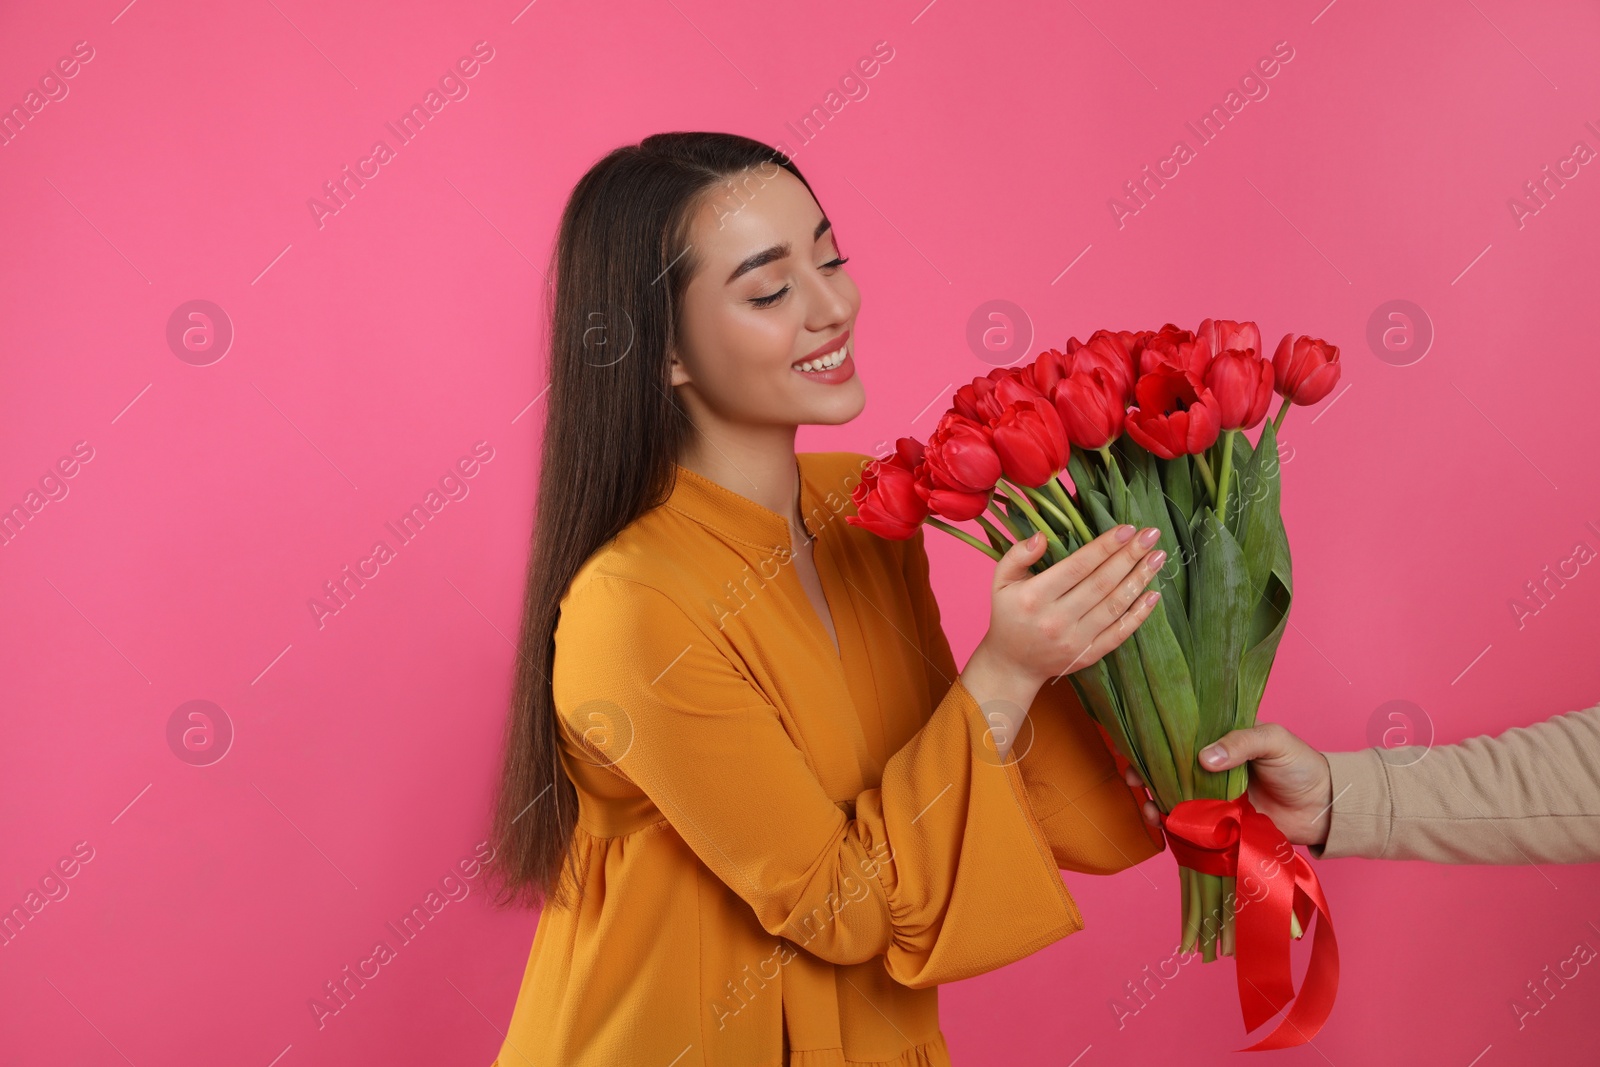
[{"x1": 1308, "y1": 702, "x2": 1600, "y2": 865}]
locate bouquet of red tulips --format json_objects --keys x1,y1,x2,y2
[{"x1": 847, "y1": 320, "x2": 1341, "y2": 974}]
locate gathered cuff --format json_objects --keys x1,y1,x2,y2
[
  {"x1": 789, "y1": 1028, "x2": 950, "y2": 1066},
  {"x1": 858, "y1": 676, "x2": 1086, "y2": 990}
]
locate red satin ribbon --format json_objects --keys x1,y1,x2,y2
[{"x1": 1162, "y1": 794, "x2": 1340, "y2": 1052}]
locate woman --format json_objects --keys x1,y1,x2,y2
[{"x1": 486, "y1": 131, "x2": 1170, "y2": 1067}]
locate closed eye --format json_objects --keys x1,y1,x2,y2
[{"x1": 749, "y1": 256, "x2": 851, "y2": 308}]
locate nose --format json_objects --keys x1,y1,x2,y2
[{"x1": 800, "y1": 264, "x2": 854, "y2": 331}]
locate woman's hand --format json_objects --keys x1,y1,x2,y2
[
  {"x1": 974, "y1": 523, "x2": 1167, "y2": 687},
  {"x1": 1122, "y1": 724, "x2": 1336, "y2": 847}
]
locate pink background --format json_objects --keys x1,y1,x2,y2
[{"x1": 3, "y1": 0, "x2": 1598, "y2": 1063}]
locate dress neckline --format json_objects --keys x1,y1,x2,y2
[
  {"x1": 665, "y1": 453, "x2": 822, "y2": 553},
  {"x1": 665, "y1": 453, "x2": 846, "y2": 665}
]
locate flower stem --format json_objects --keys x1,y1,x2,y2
[
  {"x1": 1271, "y1": 395, "x2": 1292, "y2": 434},
  {"x1": 1019, "y1": 484, "x2": 1075, "y2": 537},
  {"x1": 997, "y1": 481, "x2": 1068, "y2": 562},
  {"x1": 1215, "y1": 429, "x2": 1236, "y2": 522},
  {"x1": 1044, "y1": 477, "x2": 1096, "y2": 544},
  {"x1": 974, "y1": 513, "x2": 1014, "y2": 550},
  {"x1": 924, "y1": 517, "x2": 1002, "y2": 560},
  {"x1": 1193, "y1": 452, "x2": 1218, "y2": 503},
  {"x1": 1180, "y1": 866, "x2": 1201, "y2": 955},
  {"x1": 1220, "y1": 878, "x2": 1236, "y2": 956},
  {"x1": 1199, "y1": 873, "x2": 1222, "y2": 963}
]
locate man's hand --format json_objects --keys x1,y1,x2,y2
[{"x1": 1121, "y1": 723, "x2": 1337, "y2": 847}]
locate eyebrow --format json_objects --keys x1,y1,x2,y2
[{"x1": 725, "y1": 217, "x2": 834, "y2": 285}]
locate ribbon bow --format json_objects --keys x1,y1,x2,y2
[{"x1": 1162, "y1": 794, "x2": 1340, "y2": 1052}]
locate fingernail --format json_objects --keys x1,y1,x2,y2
[
  {"x1": 1146, "y1": 549, "x2": 1166, "y2": 571},
  {"x1": 1201, "y1": 745, "x2": 1224, "y2": 766},
  {"x1": 1114, "y1": 524, "x2": 1136, "y2": 542},
  {"x1": 1139, "y1": 527, "x2": 1161, "y2": 546}
]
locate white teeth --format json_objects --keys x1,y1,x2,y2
[{"x1": 796, "y1": 338, "x2": 851, "y2": 373}]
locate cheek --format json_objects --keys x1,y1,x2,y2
[
  {"x1": 689, "y1": 308, "x2": 800, "y2": 402},
  {"x1": 724, "y1": 309, "x2": 801, "y2": 378}
]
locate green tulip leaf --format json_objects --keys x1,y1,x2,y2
[
  {"x1": 1104, "y1": 629, "x2": 1186, "y2": 806},
  {"x1": 1229, "y1": 517, "x2": 1294, "y2": 800},
  {"x1": 1131, "y1": 585, "x2": 1200, "y2": 803},
  {"x1": 1069, "y1": 665, "x2": 1147, "y2": 786},
  {"x1": 1234, "y1": 420, "x2": 1283, "y2": 598},
  {"x1": 1188, "y1": 507, "x2": 1251, "y2": 800},
  {"x1": 1128, "y1": 451, "x2": 1192, "y2": 665},
  {"x1": 1101, "y1": 448, "x2": 1132, "y2": 524},
  {"x1": 1066, "y1": 450, "x2": 1097, "y2": 515}
]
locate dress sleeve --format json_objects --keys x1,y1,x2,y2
[
  {"x1": 1308, "y1": 702, "x2": 1600, "y2": 864},
  {"x1": 899, "y1": 527, "x2": 1165, "y2": 875},
  {"x1": 552, "y1": 573, "x2": 1088, "y2": 990}
]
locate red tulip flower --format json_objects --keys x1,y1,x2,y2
[
  {"x1": 846, "y1": 438, "x2": 929, "y2": 540},
  {"x1": 1138, "y1": 323, "x2": 1212, "y2": 381},
  {"x1": 1205, "y1": 348, "x2": 1275, "y2": 431},
  {"x1": 1197, "y1": 318, "x2": 1262, "y2": 365},
  {"x1": 1070, "y1": 329, "x2": 1143, "y2": 403},
  {"x1": 991, "y1": 398, "x2": 1069, "y2": 487},
  {"x1": 1272, "y1": 334, "x2": 1342, "y2": 405},
  {"x1": 1024, "y1": 345, "x2": 1076, "y2": 400},
  {"x1": 1052, "y1": 366, "x2": 1126, "y2": 450},
  {"x1": 953, "y1": 367, "x2": 1041, "y2": 424},
  {"x1": 917, "y1": 412, "x2": 1001, "y2": 520},
  {"x1": 1125, "y1": 363, "x2": 1222, "y2": 459},
  {"x1": 951, "y1": 369, "x2": 1004, "y2": 423}
]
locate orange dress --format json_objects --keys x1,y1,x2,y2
[{"x1": 492, "y1": 451, "x2": 1164, "y2": 1067}]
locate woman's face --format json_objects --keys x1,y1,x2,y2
[{"x1": 669, "y1": 166, "x2": 864, "y2": 432}]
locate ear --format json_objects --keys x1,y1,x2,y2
[{"x1": 668, "y1": 346, "x2": 692, "y2": 388}]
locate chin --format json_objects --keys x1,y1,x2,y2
[{"x1": 800, "y1": 382, "x2": 867, "y2": 425}]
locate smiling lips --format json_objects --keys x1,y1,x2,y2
[
  {"x1": 787, "y1": 340, "x2": 851, "y2": 377},
  {"x1": 793, "y1": 340, "x2": 857, "y2": 385}
]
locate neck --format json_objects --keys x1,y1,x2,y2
[{"x1": 676, "y1": 425, "x2": 808, "y2": 538}]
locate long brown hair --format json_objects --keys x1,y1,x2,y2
[{"x1": 487, "y1": 132, "x2": 817, "y2": 910}]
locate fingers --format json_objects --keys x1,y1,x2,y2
[
  {"x1": 1122, "y1": 764, "x2": 1163, "y2": 827},
  {"x1": 1078, "y1": 534, "x2": 1166, "y2": 636},
  {"x1": 1142, "y1": 799, "x2": 1162, "y2": 827},
  {"x1": 992, "y1": 530, "x2": 1051, "y2": 588},
  {"x1": 1199, "y1": 722, "x2": 1301, "y2": 771},
  {"x1": 1003, "y1": 522, "x2": 1165, "y2": 678},
  {"x1": 1057, "y1": 583, "x2": 1162, "y2": 673},
  {"x1": 1026, "y1": 524, "x2": 1151, "y2": 603}
]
